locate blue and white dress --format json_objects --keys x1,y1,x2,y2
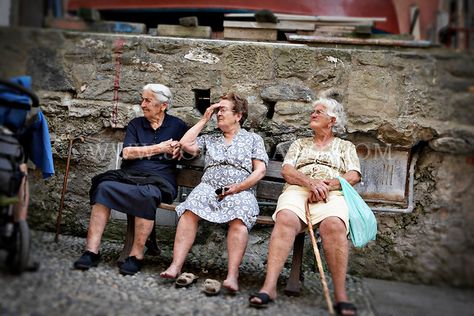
[{"x1": 175, "y1": 129, "x2": 268, "y2": 229}]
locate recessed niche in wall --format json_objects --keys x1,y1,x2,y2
[
  {"x1": 264, "y1": 100, "x2": 276, "y2": 119},
  {"x1": 194, "y1": 89, "x2": 211, "y2": 114}
]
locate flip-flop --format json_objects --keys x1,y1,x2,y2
[
  {"x1": 249, "y1": 292, "x2": 274, "y2": 308},
  {"x1": 175, "y1": 272, "x2": 198, "y2": 288},
  {"x1": 202, "y1": 279, "x2": 221, "y2": 296},
  {"x1": 333, "y1": 302, "x2": 357, "y2": 316}
]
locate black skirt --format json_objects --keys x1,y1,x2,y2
[{"x1": 91, "y1": 180, "x2": 162, "y2": 220}]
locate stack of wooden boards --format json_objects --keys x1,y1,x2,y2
[{"x1": 223, "y1": 13, "x2": 386, "y2": 41}]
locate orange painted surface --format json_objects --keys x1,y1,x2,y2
[
  {"x1": 68, "y1": 0, "x2": 400, "y2": 33},
  {"x1": 392, "y1": 0, "x2": 440, "y2": 39}
]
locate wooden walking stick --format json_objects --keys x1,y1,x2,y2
[
  {"x1": 305, "y1": 200, "x2": 334, "y2": 315},
  {"x1": 55, "y1": 136, "x2": 84, "y2": 242}
]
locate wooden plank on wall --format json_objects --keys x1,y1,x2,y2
[
  {"x1": 287, "y1": 34, "x2": 432, "y2": 47},
  {"x1": 313, "y1": 21, "x2": 374, "y2": 27},
  {"x1": 314, "y1": 16, "x2": 386, "y2": 22},
  {"x1": 224, "y1": 20, "x2": 315, "y2": 31},
  {"x1": 225, "y1": 13, "x2": 386, "y2": 23},
  {"x1": 224, "y1": 27, "x2": 277, "y2": 41},
  {"x1": 225, "y1": 13, "x2": 318, "y2": 22},
  {"x1": 157, "y1": 24, "x2": 212, "y2": 38}
]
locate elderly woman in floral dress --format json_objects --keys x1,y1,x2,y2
[
  {"x1": 249, "y1": 97, "x2": 361, "y2": 316},
  {"x1": 161, "y1": 93, "x2": 268, "y2": 293}
]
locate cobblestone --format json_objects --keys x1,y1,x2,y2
[
  {"x1": 1, "y1": 231, "x2": 473, "y2": 316},
  {"x1": 0, "y1": 231, "x2": 375, "y2": 316}
]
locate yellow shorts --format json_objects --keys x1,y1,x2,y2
[{"x1": 273, "y1": 185, "x2": 349, "y2": 234}]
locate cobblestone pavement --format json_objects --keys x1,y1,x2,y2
[
  {"x1": 1, "y1": 231, "x2": 473, "y2": 316},
  {"x1": 0, "y1": 231, "x2": 374, "y2": 316}
]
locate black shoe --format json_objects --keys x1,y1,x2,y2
[
  {"x1": 119, "y1": 256, "x2": 143, "y2": 275},
  {"x1": 73, "y1": 251, "x2": 101, "y2": 270}
]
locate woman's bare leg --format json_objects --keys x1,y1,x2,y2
[{"x1": 160, "y1": 210, "x2": 200, "y2": 278}]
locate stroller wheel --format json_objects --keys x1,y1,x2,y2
[{"x1": 6, "y1": 220, "x2": 30, "y2": 274}]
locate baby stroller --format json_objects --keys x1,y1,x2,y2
[{"x1": 0, "y1": 77, "x2": 43, "y2": 274}]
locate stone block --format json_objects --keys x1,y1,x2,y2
[
  {"x1": 275, "y1": 48, "x2": 314, "y2": 79},
  {"x1": 224, "y1": 27, "x2": 277, "y2": 41},
  {"x1": 261, "y1": 84, "x2": 314, "y2": 102},
  {"x1": 273, "y1": 101, "x2": 312, "y2": 128},
  {"x1": 429, "y1": 137, "x2": 472, "y2": 154},
  {"x1": 246, "y1": 101, "x2": 268, "y2": 128},
  {"x1": 346, "y1": 66, "x2": 399, "y2": 120},
  {"x1": 179, "y1": 16, "x2": 199, "y2": 27},
  {"x1": 157, "y1": 25, "x2": 212, "y2": 39},
  {"x1": 26, "y1": 47, "x2": 75, "y2": 92},
  {"x1": 223, "y1": 45, "x2": 274, "y2": 80}
]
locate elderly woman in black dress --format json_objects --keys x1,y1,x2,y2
[
  {"x1": 73, "y1": 84, "x2": 187, "y2": 275},
  {"x1": 161, "y1": 93, "x2": 268, "y2": 293}
]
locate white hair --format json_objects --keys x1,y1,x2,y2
[
  {"x1": 143, "y1": 84, "x2": 173, "y2": 110},
  {"x1": 313, "y1": 97, "x2": 347, "y2": 135}
]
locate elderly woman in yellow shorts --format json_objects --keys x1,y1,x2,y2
[{"x1": 249, "y1": 97, "x2": 361, "y2": 316}]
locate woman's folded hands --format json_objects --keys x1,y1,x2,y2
[{"x1": 308, "y1": 179, "x2": 330, "y2": 203}]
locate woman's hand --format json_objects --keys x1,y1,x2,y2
[
  {"x1": 218, "y1": 183, "x2": 241, "y2": 199},
  {"x1": 179, "y1": 104, "x2": 222, "y2": 156},
  {"x1": 308, "y1": 179, "x2": 329, "y2": 203},
  {"x1": 171, "y1": 142, "x2": 182, "y2": 159},
  {"x1": 202, "y1": 103, "x2": 221, "y2": 122},
  {"x1": 159, "y1": 139, "x2": 180, "y2": 155},
  {"x1": 123, "y1": 139, "x2": 180, "y2": 160},
  {"x1": 323, "y1": 178, "x2": 341, "y2": 191}
]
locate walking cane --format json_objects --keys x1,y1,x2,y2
[
  {"x1": 305, "y1": 200, "x2": 334, "y2": 315},
  {"x1": 55, "y1": 136, "x2": 84, "y2": 242}
]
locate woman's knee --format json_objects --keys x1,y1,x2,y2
[
  {"x1": 319, "y1": 216, "x2": 346, "y2": 237},
  {"x1": 274, "y1": 210, "x2": 302, "y2": 235},
  {"x1": 228, "y1": 219, "x2": 247, "y2": 233},
  {"x1": 180, "y1": 210, "x2": 200, "y2": 223}
]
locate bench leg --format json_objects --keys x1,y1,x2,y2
[
  {"x1": 117, "y1": 215, "x2": 135, "y2": 264},
  {"x1": 145, "y1": 223, "x2": 160, "y2": 256},
  {"x1": 284, "y1": 232, "x2": 305, "y2": 296}
]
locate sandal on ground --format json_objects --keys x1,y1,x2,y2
[
  {"x1": 202, "y1": 279, "x2": 221, "y2": 296},
  {"x1": 175, "y1": 272, "x2": 198, "y2": 288},
  {"x1": 249, "y1": 292, "x2": 274, "y2": 308},
  {"x1": 334, "y1": 302, "x2": 357, "y2": 316}
]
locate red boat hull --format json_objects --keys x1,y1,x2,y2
[{"x1": 68, "y1": 0, "x2": 399, "y2": 33}]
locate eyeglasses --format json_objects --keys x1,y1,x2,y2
[
  {"x1": 311, "y1": 110, "x2": 329, "y2": 116},
  {"x1": 216, "y1": 107, "x2": 235, "y2": 114}
]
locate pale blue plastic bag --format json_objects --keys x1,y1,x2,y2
[{"x1": 337, "y1": 176, "x2": 377, "y2": 247}]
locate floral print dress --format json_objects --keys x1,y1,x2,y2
[
  {"x1": 175, "y1": 129, "x2": 268, "y2": 229},
  {"x1": 282, "y1": 137, "x2": 361, "y2": 184}
]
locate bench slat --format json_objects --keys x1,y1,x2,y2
[
  {"x1": 255, "y1": 215, "x2": 275, "y2": 225},
  {"x1": 265, "y1": 160, "x2": 284, "y2": 179},
  {"x1": 176, "y1": 169, "x2": 203, "y2": 188},
  {"x1": 256, "y1": 180, "x2": 284, "y2": 200}
]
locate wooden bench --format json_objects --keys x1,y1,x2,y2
[
  {"x1": 116, "y1": 141, "x2": 416, "y2": 296},
  {"x1": 115, "y1": 156, "x2": 304, "y2": 289}
]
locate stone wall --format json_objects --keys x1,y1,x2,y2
[{"x1": 0, "y1": 27, "x2": 473, "y2": 286}]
